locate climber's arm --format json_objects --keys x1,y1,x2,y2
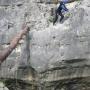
[{"x1": 62, "y1": 3, "x2": 68, "y2": 12}]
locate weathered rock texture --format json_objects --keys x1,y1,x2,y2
[
  {"x1": 0, "y1": 0, "x2": 90, "y2": 90},
  {"x1": 0, "y1": 0, "x2": 38, "y2": 90},
  {"x1": 38, "y1": 0, "x2": 90, "y2": 90}
]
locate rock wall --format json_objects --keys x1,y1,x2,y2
[
  {"x1": 38, "y1": 0, "x2": 90, "y2": 90},
  {"x1": 0, "y1": 0, "x2": 38, "y2": 90},
  {"x1": 0, "y1": 0, "x2": 90, "y2": 90}
]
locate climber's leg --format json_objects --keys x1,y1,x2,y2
[
  {"x1": 53, "y1": 12, "x2": 58, "y2": 25},
  {"x1": 59, "y1": 12, "x2": 64, "y2": 22}
]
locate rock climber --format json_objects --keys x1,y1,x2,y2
[{"x1": 53, "y1": 0, "x2": 69, "y2": 25}]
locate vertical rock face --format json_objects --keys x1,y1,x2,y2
[
  {"x1": 0, "y1": 0, "x2": 31, "y2": 77},
  {"x1": 0, "y1": 0, "x2": 38, "y2": 90},
  {"x1": 0, "y1": 0, "x2": 25, "y2": 6},
  {"x1": 0, "y1": 0, "x2": 90, "y2": 90},
  {"x1": 28, "y1": 0, "x2": 90, "y2": 71},
  {"x1": 37, "y1": 0, "x2": 90, "y2": 90}
]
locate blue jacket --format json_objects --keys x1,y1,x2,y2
[{"x1": 57, "y1": 1, "x2": 68, "y2": 13}]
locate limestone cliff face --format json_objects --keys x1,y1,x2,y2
[
  {"x1": 0, "y1": 0, "x2": 53, "y2": 78},
  {"x1": 38, "y1": 0, "x2": 90, "y2": 89},
  {"x1": 0, "y1": 0, "x2": 90, "y2": 90},
  {"x1": 0, "y1": 1, "x2": 38, "y2": 89},
  {"x1": 29, "y1": 0, "x2": 90, "y2": 72}
]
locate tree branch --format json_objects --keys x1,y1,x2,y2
[{"x1": 0, "y1": 26, "x2": 30, "y2": 64}]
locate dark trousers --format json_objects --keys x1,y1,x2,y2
[{"x1": 53, "y1": 10, "x2": 64, "y2": 25}]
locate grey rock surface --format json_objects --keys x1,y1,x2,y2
[
  {"x1": 0, "y1": 0, "x2": 90, "y2": 90},
  {"x1": 29, "y1": 0, "x2": 90, "y2": 72},
  {"x1": 0, "y1": 0, "x2": 90, "y2": 89}
]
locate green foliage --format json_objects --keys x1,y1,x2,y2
[
  {"x1": 65, "y1": 12, "x2": 71, "y2": 17},
  {"x1": 48, "y1": 16, "x2": 54, "y2": 22}
]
